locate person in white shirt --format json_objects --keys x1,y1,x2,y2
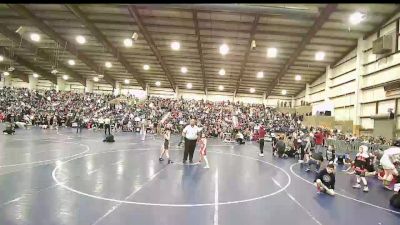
[
  {"x1": 104, "y1": 116, "x2": 111, "y2": 135},
  {"x1": 182, "y1": 118, "x2": 199, "y2": 164}
]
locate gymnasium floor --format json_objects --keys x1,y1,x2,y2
[{"x1": 0, "y1": 126, "x2": 399, "y2": 225}]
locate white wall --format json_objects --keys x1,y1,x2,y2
[{"x1": 296, "y1": 14, "x2": 400, "y2": 132}]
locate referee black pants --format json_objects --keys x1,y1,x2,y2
[
  {"x1": 105, "y1": 124, "x2": 111, "y2": 135},
  {"x1": 183, "y1": 138, "x2": 197, "y2": 162}
]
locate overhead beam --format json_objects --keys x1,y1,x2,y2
[
  {"x1": 11, "y1": 68, "x2": 29, "y2": 83},
  {"x1": 127, "y1": 5, "x2": 176, "y2": 91},
  {"x1": 363, "y1": 5, "x2": 400, "y2": 40},
  {"x1": 192, "y1": 10, "x2": 207, "y2": 94},
  {"x1": 0, "y1": 46, "x2": 57, "y2": 84},
  {"x1": 8, "y1": 4, "x2": 116, "y2": 87},
  {"x1": 235, "y1": 15, "x2": 260, "y2": 95},
  {"x1": 265, "y1": 4, "x2": 337, "y2": 98},
  {"x1": 66, "y1": 4, "x2": 146, "y2": 90},
  {"x1": 0, "y1": 24, "x2": 86, "y2": 86},
  {"x1": 143, "y1": 4, "x2": 318, "y2": 20}
]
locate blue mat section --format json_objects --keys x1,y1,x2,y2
[{"x1": 0, "y1": 126, "x2": 399, "y2": 225}]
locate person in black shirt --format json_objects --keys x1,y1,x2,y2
[
  {"x1": 305, "y1": 151, "x2": 324, "y2": 172},
  {"x1": 314, "y1": 164, "x2": 336, "y2": 196}
]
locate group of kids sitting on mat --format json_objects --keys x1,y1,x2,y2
[{"x1": 271, "y1": 135, "x2": 400, "y2": 209}]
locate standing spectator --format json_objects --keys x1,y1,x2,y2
[
  {"x1": 258, "y1": 124, "x2": 266, "y2": 157},
  {"x1": 76, "y1": 115, "x2": 82, "y2": 134},
  {"x1": 314, "y1": 129, "x2": 324, "y2": 153}
]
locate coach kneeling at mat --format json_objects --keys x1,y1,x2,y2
[{"x1": 182, "y1": 118, "x2": 200, "y2": 164}]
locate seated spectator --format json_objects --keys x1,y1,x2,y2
[
  {"x1": 276, "y1": 136, "x2": 287, "y2": 158},
  {"x1": 305, "y1": 151, "x2": 324, "y2": 172},
  {"x1": 314, "y1": 164, "x2": 336, "y2": 196},
  {"x1": 236, "y1": 130, "x2": 245, "y2": 145}
]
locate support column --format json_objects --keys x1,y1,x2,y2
[
  {"x1": 145, "y1": 83, "x2": 150, "y2": 98},
  {"x1": 56, "y1": 77, "x2": 66, "y2": 91},
  {"x1": 291, "y1": 96, "x2": 295, "y2": 108},
  {"x1": 113, "y1": 82, "x2": 121, "y2": 96},
  {"x1": 1, "y1": 75, "x2": 12, "y2": 87},
  {"x1": 28, "y1": 75, "x2": 38, "y2": 90},
  {"x1": 85, "y1": 79, "x2": 93, "y2": 93},
  {"x1": 325, "y1": 65, "x2": 332, "y2": 102},
  {"x1": 305, "y1": 83, "x2": 311, "y2": 104},
  {"x1": 175, "y1": 86, "x2": 179, "y2": 99},
  {"x1": 353, "y1": 37, "x2": 366, "y2": 135}
]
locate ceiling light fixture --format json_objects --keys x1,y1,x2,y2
[
  {"x1": 219, "y1": 44, "x2": 229, "y2": 55},
  {"x1": 33, "y1": 73, "x2": 39, "y2": 78},
  {"x1": 68, "y1": 59, "x2": 75, "y2": 66},
  {"x1": 171, "y1": 41, "x2": 180, "y2": 50},
  {"x1": 219, "y1": 68, "x2": 225, "y2": 76},
  {"x1": 281, "y1": 90, "x2": 287, "y2": 95},
  {"x1": 124, "y1": 79, "x2": 130, "y2": 84},
  {"x1": 186, "y1": 83, "x2": 192, "y2": 89},
  {"x1": 257, "y1": 71, "x2": 264, "y2": 78},
  {"x1": 349, "y1": 11, "x2": 366, "y2": 25},
  {"x1": 181, "y1": 67, "x2": 187, "y2": 74},
  {"x1": 62, "y1": 75, "x2": 69, "y2": 80},
  {"x1": 3, "y1": 71, "x2": 10, "y2": 76},
  {"x1": 0, "y1": 55, "x2": 4, "y2": 62},
  {"x1": 155, "y1": 81, "x2": 161, "y2": 86},
  {"x1": 98, "y1": 74, "x2": 104, "y2": 78},
  {"x1": 93, "y1": 77, "x2": 99, "y2": 82},
  {"x1": 51, "y1": 69, "x2": 58, "y2": 74},
  {"x1": 218, "y1": 85, "x2": 224, "y2": 91},
  {"x1": 30, "y1": 33, "x2": 40, "y2": 42},
  {"x1": 76, "y1": 35, "x2": 86, "y2": 44},
  {"x1": 250, "y1": 88, "x2": 255, "y2": 93},
  {"x1": 132, "y1": 32, "x2": 138, "y2": 41},
  {"x1": 143, "y1": 64, "x2": 150, "y2": 70},
  {"x1": 123, "y1": 38, "x2": 133, "y2": 47},
  {"x1": 267, "y1": 47, "x2": 277, "y2": 58},
  {"x1": 105, "y1": 61, "x2": 112, "y2": 68},
  {"x1": 8, "y1": 67, "x2": 15, "y2": 72},
  {"x1": 315, "y1": 51, "x2": 325, "y2": 61},
  {"x1": 295, "y1": 75, "x2": 302, "y2": 81}
]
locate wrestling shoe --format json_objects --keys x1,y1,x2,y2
[
  {"x1": 363, "y1": 186, "x2": 369, "y2": 192},
  {"x1": 305, "y1": 168, "x2": 310, "y2": 172},
  {"x1": 352, "y1": 183, "x2": 361, "y2": 189},
  {"x1": 168, "y1": 159, "x2": 173, "y2": 164},
  {"x1": 159, "y1": 158, "x2": 164, "y2": 161},
  {"x1": 259, "y1": 153, "x2": 264, "y2": 157},
  {"x1": 298, "y1": 160, "x2": 304, "y2": 163},
  {"x1": 204, "y1": 165, "x2": 210, "y2": 169}
]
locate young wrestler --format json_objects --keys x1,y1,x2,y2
[
  {"x1": 380, "y1": 140, "x2": 400, "y2": 190},
  {"x1": 352, "y1": 145, "x2": 370, "y2": 192},
  {"x1": 159, "y1": 125, "x2": 173, "y2": 164},
  {"x1": 198, "y1": 133, "x2": 210, "y2": 169},
  {"x1": 314, "y1": 163, "x2": 336, "y2": 196}
]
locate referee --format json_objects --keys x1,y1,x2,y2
[{"x1": 182, "y1": 118, "x2": 199, "y2": 164}]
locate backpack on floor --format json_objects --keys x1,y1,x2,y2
[{"x1": 103, "y1": 134, "x2": 115, "y2": 142}]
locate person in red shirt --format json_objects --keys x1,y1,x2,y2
[
  {"x1": 258, "y1": 124, "x2": 266, "y2": 157},
  {"x1": 314, "y1": 129, "x2": 324, "y2": 153}
]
